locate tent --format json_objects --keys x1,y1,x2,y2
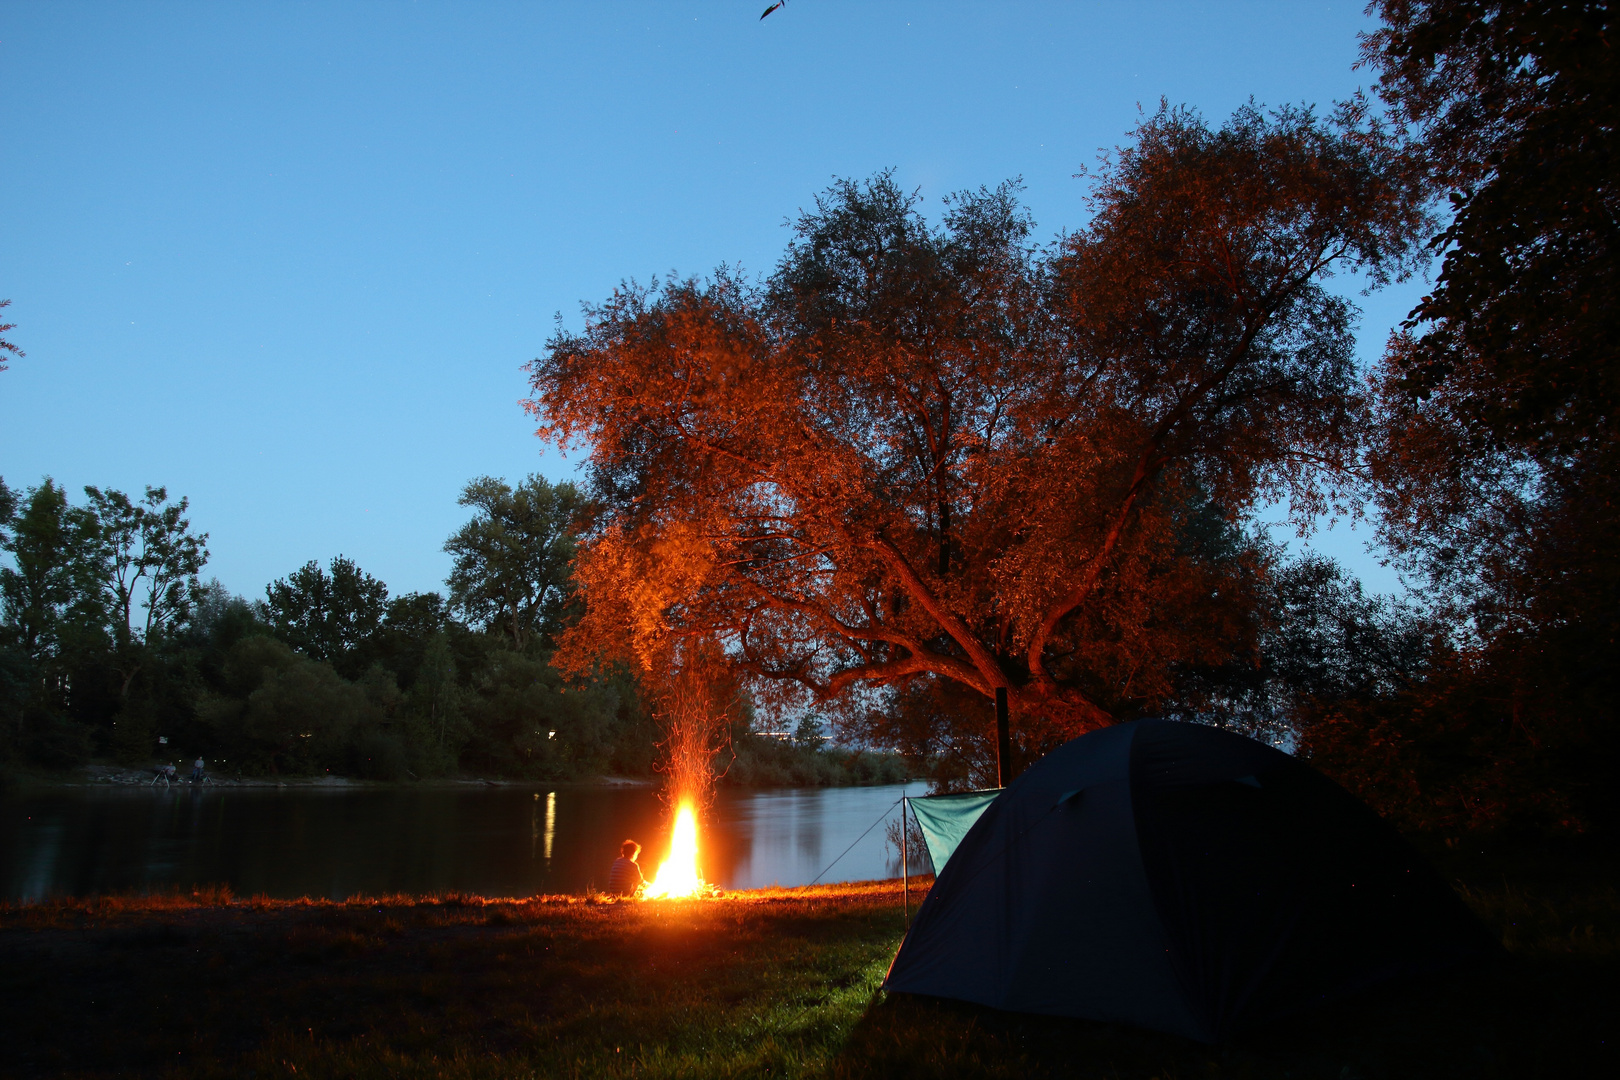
[{"x1": 884, "y1": 719, "x2": 1497, "y2": 1042}]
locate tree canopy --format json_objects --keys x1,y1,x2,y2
[
  {"x1": 1364, "y1": 0, "x2": 1616, "y2": 452},
  {"x1": 444, "y1": 475, "x2": 586, "y2": 653},
  {"x1": 1362, "y1": 0, "x2": 1617, "y2": 622},
  {"x1": 78, "y1": 485, "x2": 209, "y2": 651},
  {"x1": 263, "y1": 557, "x2": 389, "y2": 673},
  {"x1": 527, "y1": 104, "x2": 1424, "y2": 748},
  {"x1": 0, "y1": 479, "x2": 76, "y2": 662}
]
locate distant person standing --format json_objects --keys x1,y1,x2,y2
[
  {"x1": 190, "y1": 757, "x2": 205, "y2": 782},
  {"x1": 607, "y1": 840, "x2": 644, "y2": 896}
]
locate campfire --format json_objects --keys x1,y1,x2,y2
[
  {"x1": 637, "y1": 646, "x2": 732, "y2": 900},
  {"x1": 642, "y1": 798, "x2": 721, "y2": 899}
]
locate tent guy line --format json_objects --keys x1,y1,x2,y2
[{"x1": 806, "y1": 797, "x2": 902, "y2": 888}]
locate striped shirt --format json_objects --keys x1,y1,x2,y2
[{"x1": 607, "y1": 856, "x2": 644, "y2": 895}]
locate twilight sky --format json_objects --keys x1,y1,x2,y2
[{"x1": 1, "y1": 1, "x2": 1416, "y2": 602}]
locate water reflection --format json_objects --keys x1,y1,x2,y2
[
  {"x1": 0, "y1": 782, "x2": 929, "y2": 902},
  {"x1": 545, "y1": 791, "x2": 555, "y2": 861}
]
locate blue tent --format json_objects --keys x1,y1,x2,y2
[{"x1": 884, "y1": 720, "x2": 1497, "y2": 1042}]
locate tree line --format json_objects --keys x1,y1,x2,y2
[
  {"x1": 0, "y1": 473, "x2": 651, "y2": 780},
  {"x1": 527, "y1": 0, "x2": 1616, "y2": 836},
  {"x1": 0, "y1": 473, "x2": 906, "y2": 784}
]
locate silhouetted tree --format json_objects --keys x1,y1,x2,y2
[
  {"x1": 73, "y1": 486, "x2": 209, "y2": 706},
  {"x1": 1356, "y1": 0, "x2": 1619, "y2": 830},
  {"x1": 1364, "y1": 0, "x2": 1617, "y2": 451},
  {"x1": 78, "y1": 486, "x2": 209, "y2": 650},
  {"x1": 444, "y1": 475, "x2": 586, "y2": 652},
  {"x1": 0, "y1": 480, "x2": 75, "y2": 663},
  {"x1": 263, "y1": 557, "x2": 389, "y2": 675}
]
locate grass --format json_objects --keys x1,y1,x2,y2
[{"x1": 1, "y1": 847, "x2": 1616, "y2": 1079}]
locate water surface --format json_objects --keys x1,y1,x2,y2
[{"x1": 0, "y1": 782, "x2": 929, "y2": 902}]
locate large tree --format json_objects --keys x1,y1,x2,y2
[
  {"x1": 528, "y1": 104, "x2": 1423, "y2": 751},
  {"x1": 73, "y1": 485, "x2": 209, "y2": 701},
  {"x1": 1362, "y1": 0, "x2": 1616, "y2": 617},
  {"x1": 78, "y1": 486, "x2": 209, "y2": 650}
]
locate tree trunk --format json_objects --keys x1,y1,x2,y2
[{"x1": 995, "y1": 686, "x2": 1013, "y2": 787}]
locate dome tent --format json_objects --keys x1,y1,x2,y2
[{"x1": 884, "y1": 720, "x2": 1497, "y2": 1043}]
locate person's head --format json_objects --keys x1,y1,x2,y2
[{"x1": 621, "y1": 840, "x2": 641, "y2": 860}]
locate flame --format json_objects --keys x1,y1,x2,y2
[{"x1": 642, "y1": 799, "x2": 704, "y2": 899}]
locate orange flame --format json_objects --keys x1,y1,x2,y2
[{"x1": 642, "y1": 799, "x2": 704, "y2": 899}]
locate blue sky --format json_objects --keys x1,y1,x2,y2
[{"x1": 2, "y1": 1, "x2": 1415, "y2": 602}]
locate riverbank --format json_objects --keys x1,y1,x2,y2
[
  {"x1": 1, "y1": 846, "x2": 1615, "y2": 1079},
  {"x1": 2, "y1": 751, "x2": 911, "y2": 791},
  {"x1": 5, "y1": 763, "x2": 661, "y2": 791}
]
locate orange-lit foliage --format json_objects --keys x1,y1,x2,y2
[{"x1": 527, "y1": 104, "x2": 1424, "y2": 748}]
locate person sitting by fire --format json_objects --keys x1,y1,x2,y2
[{"x1": 607, "y1": 839, "x2": 645, "y2": 896}]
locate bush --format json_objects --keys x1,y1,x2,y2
[
  {"x1": 23, "y1": 714, "x2": 95, "y2": 770},
  {"x1": 352, "y1": 730, "x2": 409, "y2": 781},
  {"x1": 460, "y1": 649, "x2": 641, "y2": 780},
  {"x1": 196, "y1": 636, "x2": 372, "y2": 775},
  {"x1": 106, "y1": 703, "x2": 157, "y2": 764},
  {"x1": 724, "y1": 735, "x2": 911, "y2": 787}
]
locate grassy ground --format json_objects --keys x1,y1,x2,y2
[{"x1": 1, "y1": 848, "x2": 1615, "y2": 1079}]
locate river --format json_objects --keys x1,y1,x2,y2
[{"x1": 0, "y1": 781, "x2": 932, "y2": 902}]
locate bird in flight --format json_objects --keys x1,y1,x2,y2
[{"x1": 760, "y1": 1, "x2": 787, "y2": 19}]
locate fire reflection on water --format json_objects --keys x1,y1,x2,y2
[
  {"x1": 0, "y1": 783, "x2": 928, "y2": 901},
  {"x1": 531, "y1": 791, "x2": 557, "y2": 862},
  {"x1": 544, "y1": 791, "x2": 555, "y2": 861}
]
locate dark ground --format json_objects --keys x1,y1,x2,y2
[{"x1": 0, "y1": 842, "x2": 1614, "y2": 1079}]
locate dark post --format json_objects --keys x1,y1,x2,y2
[
  {"x1": 901, "y1": 797, "x2": 910, "y2": 929},
  {"x1": 995, "y1": 686, "x2": 1012, "y2": 788}
]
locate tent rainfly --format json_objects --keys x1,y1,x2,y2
[
  {"x1": 885, "y1": 719, "x2": 1498, "y2": 1042},
  {"x1": 907, "y1": 789, "x2": 1002, "y2": 874}
]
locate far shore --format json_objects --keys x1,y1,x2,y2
[
  {"x1": 5, "y1": 763, "x2": 925, "y2": 793},
  {"x1": 7, "y1": 763, "x2": 660, "y2": 792}
]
